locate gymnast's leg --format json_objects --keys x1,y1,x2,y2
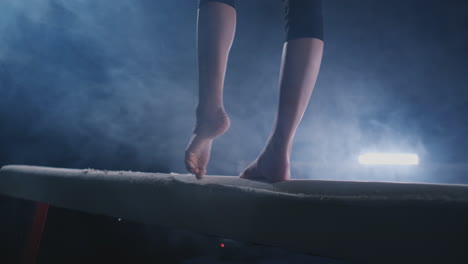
[
  {"x1": 241, "y1": 0, "x2": 324, "y2": 182},
  {"x1": 185, "y1": 0, "x2": 236, "y2": 179}
]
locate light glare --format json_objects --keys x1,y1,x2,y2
[{"x1": 358, "y1": 153, "x2": 419, "y2": 165}]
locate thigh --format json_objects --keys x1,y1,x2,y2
[{"x1": 199, "y1": 0, "x2": 236, "y2": 9}]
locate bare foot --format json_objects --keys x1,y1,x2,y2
[
  {"x1": 240, "y1": 140, "x2": 291, "y2": 182},
  {"x1": 185, "y1": 107, "x2": 230, "y2": 179}
]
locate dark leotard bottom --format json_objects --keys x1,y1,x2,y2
[{"x1": 198, "y1": 0, "x2": 324, "y2": 42}]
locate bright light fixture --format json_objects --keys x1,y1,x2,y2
[{"x1": 358, "y1": 153, "x2": 419, "y2": 165}]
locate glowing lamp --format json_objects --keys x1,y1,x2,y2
[{"x1": 358, "y1": 153, "x2": 419, "y2": 165}]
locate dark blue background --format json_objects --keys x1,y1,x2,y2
[{"x1": 1, "y1": 0, "x2": 467, "y2": 183}]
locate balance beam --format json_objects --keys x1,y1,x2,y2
[{"x1": 1, "y1": 165, "x2": 468, "y2": 263}]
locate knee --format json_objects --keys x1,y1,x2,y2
[{"x1": 283, "y1": 0, "x2": 324, "y2": 42}]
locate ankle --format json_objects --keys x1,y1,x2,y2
[
  {"x1": 265, "y1": 137, "x2": 291, "y2": 160},
  {"x1": 196, "y1": 104, "x2": 225, "y2": 117}
]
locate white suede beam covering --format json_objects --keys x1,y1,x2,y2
[{"x1": 1, "y1": 165, "x2": 468, "y2": 263}]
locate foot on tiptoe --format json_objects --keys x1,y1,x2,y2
[{"x1": 185, "y1": 106, "x2": 230, "y2": 179}]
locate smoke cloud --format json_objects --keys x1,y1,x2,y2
[{"x1": 1, "y1": 0, "x2": 467, "y2": 183}]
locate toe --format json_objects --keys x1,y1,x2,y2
[
  {"x1": 184, "y1": 158, "x2": 194, "y2": 172},
  {"x1": 195, "y1": 168, "x2": 205, "y2": 179},
  {"x1": 240, "y1": 162, "x2": 267, "y2": 181},
  {"x1": 240, "y1": 167, "x2": 254, "y2": 179},
  {"x1": 185, "y1": 152, "x2": 199, "y2": 174},
  {"x1": 240, "y1": 162, "x2": 255, "y2": 177}
]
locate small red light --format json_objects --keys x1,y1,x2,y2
[{"x1": 220, "y1": 243, "x2": 225, "y2": 248}]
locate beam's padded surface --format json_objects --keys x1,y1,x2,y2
[{"x1": 1, "y1": 165, "x2": 468, "y2": 263}]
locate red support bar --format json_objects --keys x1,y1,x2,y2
[{"x1": 23, "y1": 202, "x2": 49, "y2": 264}]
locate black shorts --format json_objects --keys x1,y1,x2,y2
[{"x1": 198, "y1": 0, "x2": 324, "y2": 42}]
